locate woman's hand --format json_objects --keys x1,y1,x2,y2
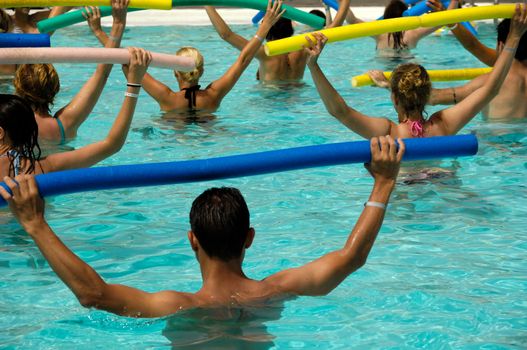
[
  {"x1": 304, "y1": 32, "x2": 328, "y2": 68},
  {"x1": 259, "y1": 0, "x2": 286, "y2": 34},
  {"x1": 427, "y1": 0, "x2": 446, "y2": 12},
  {"x1": 83, "y1": 6, "x2": 102, "y2": 34},
  {"x1": 111, "y1": 0, "x2": 129, "y2": 25},
  {"x1": 367, "y1": 70, "x2": 390, "y2": 89},
  {"x1": 127, "y1": 47, "x2": 152, "y2": 84},
  {"x1": 509, "y1": 4, "x2": 527, "y2": 40},
  {"x1": 0, "y1": 175, "x2": 46, "y2": 234},
  {"x1": 365, "y1": 136, "x2": 405, "y2": 183}
]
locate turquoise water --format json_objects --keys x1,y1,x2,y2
[{"x1": 1, "y1": 22, "x2": 527, "y2": 348}]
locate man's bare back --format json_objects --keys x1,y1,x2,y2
[
  {"x1": 259, "y1": 51, "x2": 308, "y2": 82},
  {"x1": 483, "y1": 61, "x2": 527, "y2": 119}
]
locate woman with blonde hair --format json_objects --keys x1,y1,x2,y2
[
  {"x1": 116, "y1": 0, "x2": 284, "y2": 115},
  {"x1": 305, "y1": 5, "x2": 527, "y2": 139},
  {"x1": 14, "y1": 0, "x2": 128, "y2": 145}
]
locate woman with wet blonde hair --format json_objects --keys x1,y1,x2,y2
[
  {"x1": 14, "y1": 0, "x2": 128, "y2": 145},
  {"x1": 14, "y1": 64, "x2": 60, "y2": 114},
  {"x1": 117, "y1": 0, "x2": 284, "y2": 115},
  {"x1": 175, "y1": 47, "x2": 204, "y2": 84},
  {"x1": 305, "y1": 4, "x2": 527, "y2": 139}
]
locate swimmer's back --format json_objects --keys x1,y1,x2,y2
[
  {"x1": 259, "y1": 51, "x2": 308, "y2": 82},
  {"x1": 158, "y1": 87, "x2": 220, "y2": 114},
  {"x1": 484, "y1": 62, "x2": 527, "y2": 119}
]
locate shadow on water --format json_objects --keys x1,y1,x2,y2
[
  {"x1": 161, "y1": 111, "x2": 217, "y2": 126},
  {"x1": 375, "y1": 49, "x2": 417, "y2": 71},
  {"x1": 162, "y1": 302, "x2": 287, "y2": 349}
]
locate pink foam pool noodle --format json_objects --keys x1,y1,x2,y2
[{"x1": 0, "y1": 47, "x2": 195, "y2": 71}]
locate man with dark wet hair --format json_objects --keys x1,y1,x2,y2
[
  {"x1": 1, "y1": 136, "x2": 405, "y2": 318},
  {"x1": 205, "y1": 0, "x2": 350, "y2": 82}
]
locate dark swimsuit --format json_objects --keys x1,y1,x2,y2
[{"x1": 0, "y1": 150, "x2": 22, "y2": 176}]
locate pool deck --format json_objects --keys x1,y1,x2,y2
[{"x1": 93, "y1": 2, "x2": 505, "y2": 26}]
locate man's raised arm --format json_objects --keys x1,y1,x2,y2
[
  {"x1": 0, "y1": 175, "x2": 192, "y2": 318},
  {"x1": 265, "y1": 136, "x2": 404, "y2": 296}
]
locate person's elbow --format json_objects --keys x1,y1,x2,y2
[
  {"x1": 344, "y1": 247, "x2": 369, "y2": 272},
  {"x1": 354, "y1": 254, "x2": 368, "y2": 270},
  {"x1": 76, "y1": 286, "x2": 106, "y2": 309},
  {"x1": 107, "y1": 139, "x2": 126, "y2": 155},
  {"x1": 218, "y1": 30, "x2": 233, "y2": 41},
  {"x1": 327, "y1": 102, "x2": 349, "y2": 120},
  {"x1": 101, "y1": 137, "x2": 126, "y2": 158}
]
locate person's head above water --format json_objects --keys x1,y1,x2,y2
[
  {"x1": 497, "y1": 18, "x2": 527, "y2": 61},
  {"x1": 383, "y1": 0, "x2": 408, "y2": 19},
  {"x1": 14, "y1": 64, "x2": 60, "y2": 115},
  {"x1": 383, "y1": 0, "x2": 409, "y2": 50},
  {"x1": 266, "y1": 17, "x2": 294, "y2": 41},
  {"x1": 174, "y1": 47, "x2": 204, "y2": 86},
  {"x1": 309, "y1": 9, "x2": 326, "y2": 27},
  {"x1": 189, "y1": 187, "x2": 253, "y2": 262},
  {"x1": 0, "y1": 9, "x2": 11, "y2": 33},
  {"x1": 390, "y1": 63, "x2": 431, "y2": 119},
  {"x1": 0, "y1": 94, "x2": 41, "y2": 175},
  {"x1": 16, "y1": 7, "x2": 31, "y2": 15}
]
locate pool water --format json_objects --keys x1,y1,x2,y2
[{"x1": 1, "y1": 22, "x2": 526, "y2": 349}]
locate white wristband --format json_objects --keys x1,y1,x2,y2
[
  {"x1": 124, "y1": 92, "x2": 139, "y2": 98},
  {"x1": 364, "y1": 201, "x2": 387, "y2": 210},
  {"x1": 254, "y1": 34, "x2": 264, "y2": 43}
]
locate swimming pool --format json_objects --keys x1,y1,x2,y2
[{"x1": 1, "y1": 22, "x2": 526, "y2": 348}]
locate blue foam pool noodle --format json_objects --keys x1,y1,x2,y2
[{"x1": 0, "y1": 135, "x2": 478, "y2": 206}]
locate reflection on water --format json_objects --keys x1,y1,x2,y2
[
  {"x1": 259, "y1": 81, "x2": 307, "y2": 90},
  {"x1": 399, "y1": 159, "x2": 462, "y2": 186},
  {"x1": 0, "y1": 76, "x2": 14, "y2": 94},
  {"x1": 162, "y1": 111, "x2": 217, "y2": 125},
  {"x1": 162, "y1": 301, "x2": 287, "y2": 349},
  {"x1": 376, "y1": 49, "x2": 417, "y2": 71}
]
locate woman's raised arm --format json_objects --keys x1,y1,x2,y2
[{"x1": 42, "y1": 48, "x2": 151, "y2": 173}]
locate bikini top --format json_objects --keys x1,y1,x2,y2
[
  {"x1": 0, "y1": 150, "x2": 22, "y2": 176},
  {"x1": 404, "y1": 118, "x2": 425, "y2": 138},
  {"x1": 181, "y1": 85, "x2": 201, "y2": 110}
]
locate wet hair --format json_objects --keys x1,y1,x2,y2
[
  {"x1": 383, "y1": 0, "x2": 409, "y2": 51},
  {"x1": 310, "y1": 9, "x2": 327, "y2": 27},
  {"x1": 0, "y1": 9, "x2": 11, "y2": 33},
  {"x1": 266, "y1": 18, "x2": 294, "y2": 41},
  {"x1": 190, "y1": 187, "x2": 250, "y2": 261},
  {"x1": 0, "y1": 94, "x2": 41, "y2": 176},
  {"x1": 497, "y1": 19, "x2": 527, "y2": 61},
  {"x1": 390, "y1": 63, "x2": 431, "y2": 115},
  {"x1": 14, "y1": 64, "x2": 60, "y2": 115},
  {"x1": 175, "y1": 47, "x2": 204, "y2": 84}
]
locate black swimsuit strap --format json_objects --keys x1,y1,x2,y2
[{"x1": 181, "y1": 85, "x2": 201, "y2": 110}]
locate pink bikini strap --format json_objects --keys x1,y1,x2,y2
[{"x1": 408, "y1": 120, "x2": 424, "y2": 138}]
